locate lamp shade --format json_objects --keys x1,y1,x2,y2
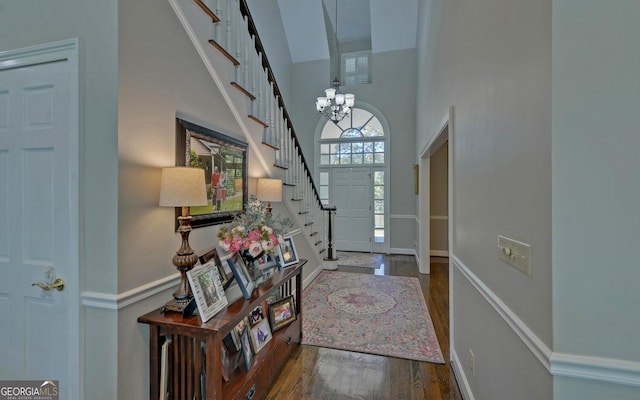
[
  {"x1": 159, "y1": 167, "x2": 208, "y2": 207},
  {"x1": 256, "y1": 178, "x2": 283, "y2": 203}
]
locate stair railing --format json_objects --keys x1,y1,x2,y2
[{"x1": 193, "y1": 0, "x2": 337, "y2": 260}]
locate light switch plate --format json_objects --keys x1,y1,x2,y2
[{"x1": 498, "y1": 235, "x2": 531, "y2": 276}]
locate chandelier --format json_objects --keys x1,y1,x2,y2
[
  {"x1": 316, "y1": 79, "x2": 355, "y2": 123},
  {"x1": 315, "y1": 0, "x2": 355, "y2": 124}
]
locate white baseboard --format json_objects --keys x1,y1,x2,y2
[
  {"x1": 451, "y1": 348, "x2": 474, "y2": 400},
  {"x1": 302, "y1": 263, "x2": 324, "y2": 289},
  {"x1": 389, "y1": 247, "x2": 417, "y2": 256}
]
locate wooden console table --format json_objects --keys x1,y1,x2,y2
[{"x1": 138, "y1": 260, "x2": 305, "y2": 400}]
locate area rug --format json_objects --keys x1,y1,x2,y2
[
  {"x1": 302, "y1": 271, "x2": 445, "y2": 363},
  {"x1": 336, "y1": 251, "x2": 382, "y2": 268}
]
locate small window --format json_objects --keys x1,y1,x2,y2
[{"x1": 342, "y1": 51, "x2": 371, "y2": 85}]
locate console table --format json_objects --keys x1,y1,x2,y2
[{"x1": 138, "y1": 261, "x2": 305, "y2": 400}]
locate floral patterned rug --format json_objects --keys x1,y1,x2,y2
[
  {"x1": 302, "y1": 271, "x2": 445, "y2": 363},
  {"x1": 336, "y1": 251, "x2": 382, "y2": 268}
]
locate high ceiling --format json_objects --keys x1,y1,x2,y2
[{"x1": 276, "y1": 0, "x2": 420, "y2": 63}]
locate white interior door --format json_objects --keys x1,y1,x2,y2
[
  {"x1": 332, "y1": 167, "x2": 372, "y2": 252},
  {"x1": 0, "y1": 42, "x2": 79, "y2": 398}
]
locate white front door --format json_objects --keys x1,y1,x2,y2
[
  {"x1": 0, "y1": 41, "x2": 80, "y2": 398},
  {"x1": 333, "y1": 167, "x2": 372, "y2": 252}
]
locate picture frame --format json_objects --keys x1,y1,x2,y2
[
  {"x1": 186, "y1": 261, "x2": 229, "y2": 322},
  {"x1": 227, "y1": 252, "x2": 255, "y2": 300},
  {"x1": 277, "y1": 236, "x2": 298, "y2": 267},
  {"x1": 239, "y1": 326, "x2": 253, "y2": 372},
  {"x1": 249, "y1": 319, "x2": 272, "y2": 354},
  {"x1": 198, "y1": 247, "x2": 233, "y2": 289},
  {"x1": 268, "y1": 295, "x2": 297, "y2": 332},
  {"x1": 248, "y1": 305, "x2": 264, "y2": 326},
  {"x1": 175, "y1": 117, "x2": 248, "y2": 229}
]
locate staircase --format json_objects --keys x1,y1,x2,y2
[{"x1": 168, "y1": 0, "x2": 336, "y2": 267}]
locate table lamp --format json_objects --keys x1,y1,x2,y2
[
  {"x1": 256, "y1": 178, "x2": 282, "y2": 214},
  {"x1": 159, "y1": 167, "x2": 208, "y2": 315}
]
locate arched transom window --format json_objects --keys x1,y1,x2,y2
[{"x1": 319, "y1": 108, "x2": 385, "y2": 165}]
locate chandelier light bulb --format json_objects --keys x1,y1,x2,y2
[
  {"x1": 345, "y1": 94, "x2": 355, "y2": 107},
  {"x1": 325, "y1": 88, "x2": 336, "y2": 99}
]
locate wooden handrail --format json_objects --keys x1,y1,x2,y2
[{"x1": 238, "y1": 0, "x2": 329, "y2": 211}]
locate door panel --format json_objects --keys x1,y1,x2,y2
[
  {"x1": 0, "y1": 56, "x2": 77, "y2": 395},
  {"x1": 333, "y1": 167, "x2": 372, "y2": 251}
]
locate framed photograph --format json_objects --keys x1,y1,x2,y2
[
  {"x1": 199, "y1": 247, "x2": 233, "y2": 289},
  {"x1": 277, "y1": 236, "x2": 298, "y2": 267},
  {"x1": 239, "y1": 326, "x2": 253, "y2": 372},
  {"x1": 186, "y1": 261, "x2": 228, "y2": 322},
  {"x1": 265, "y1": 292, "x2": 280, "y2": 305},
  {"x1": 227, "y1": 252, "x2": 255, "y2": 300},
  {"x1": 249, "y1": 305, "x2": 264, "y2": 326},
  {"x1": 175, "y1": 118, "x2": 248, "y2": 229},
  {"x1": 234, "y1": 317, "x2": 249, "y2": 338},
  {"x1": 249, "y1": 319, "x2": 272, "y2": 354},
  {"x1": 268, "y1": 295, "x2": 297, "y2": 332}
]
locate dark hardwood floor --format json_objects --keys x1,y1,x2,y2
[{"x1": 266, "y1": 255, "x2": 462, "y2": 400}]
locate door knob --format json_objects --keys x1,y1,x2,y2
[{"x1": 32, "y1": 278, "x2": 65, "y2": 292}]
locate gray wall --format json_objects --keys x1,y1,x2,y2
[
  {"x1": 117, "y1": 0, "x2": 276, "y2": 397},
  {"x1": 289, "y1": 49, "x2": 418, "y2": 252},
  {"x1": 416, "y1": 0, "x2": 553, "y2": 397},
  {"x1": 552, "y1": 0, "x2": 640, "y2": 398},
  {"x1": 0, "y1": 1, "x2": 119, "y2": 398}
]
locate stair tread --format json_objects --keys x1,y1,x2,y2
[
  {"x1": 248, "y1": 114, "x2": 268, "y2": 128},
  {"x1": 230, "y1": 82, "x2": 256, "y2": 100},
  {"x1": 208, "y1": 40, "x2": 240, "y2": 66},
  {"x1": 193, "y1": 0, "x2": 220, "y2": 22},
  {"x1": 273, "y1": 162, "x2": 289, "y2": 170},
  {"x1": 262, "y1": 140, "x2": 280, "y2": 151}
]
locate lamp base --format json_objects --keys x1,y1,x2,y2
[{"x1": 161, "y1": 297, "x2": 197, "y2": 317}]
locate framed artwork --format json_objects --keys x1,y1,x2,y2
[
  {"x1": 186, "y1": 261, "x2": 228, "y2": 322},
  {"x1": 249, "y1": 319, "x2": 272, "y2": 354},
  {"x1": 277, "y1": 236, "x2": 298, "y2": 267},
  {"x1": 227, "y1": 252, "x2": 255, "y2": 300},
  {"x1": 199, "y1": 247, "x2": 233, "y2": 289},
  {"x1": 268, "y1": 295, "x2": 297, "y2": 332},
  {"x1": 239, "y1": 326, "x2": 253, "y2": 372},
  {"x1": 175, "y1": 117, "x2": 248, "y2": 229}
]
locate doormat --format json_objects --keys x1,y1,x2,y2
[
  {"x1": 336, "y1": 251, "x2": 382, "y2": 268},
  {"x1": 302, "y1": 271, "x2": 445, "y2": 363}
]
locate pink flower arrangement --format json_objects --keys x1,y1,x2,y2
[{"x1": 217, "y1": 198, "x2": 292, "y2": 257}]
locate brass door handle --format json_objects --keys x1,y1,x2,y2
[{"x1": 32, "y1": 278, "x2": 65, "y2": 292}]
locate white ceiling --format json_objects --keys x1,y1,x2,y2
[{"x1": 276, "y1": 0, "x2": 419, "y2": 63}]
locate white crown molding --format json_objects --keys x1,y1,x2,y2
[{"x1": 452, "y1": 253, "x2": 640, "y2": 387}]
